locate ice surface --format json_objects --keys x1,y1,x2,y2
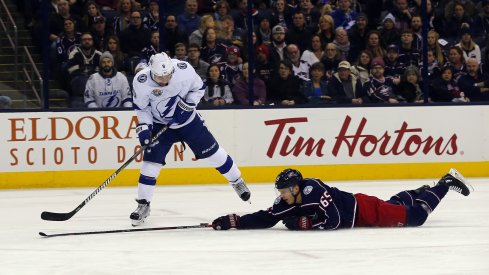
[{"x1": 1, "y1": 178, "x2": 488, "y2": 274}]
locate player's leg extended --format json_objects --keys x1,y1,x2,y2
[
  {"x1": 130, "y1": 124, "x2": 175, "y2": 226},
  {"x1": 386, "y1": 185, "x2": 430, "y2": 206},
  {"x1": 405, "y1": 168, "x2": 472, "y2": 226},
  {"x1": 180, "y1": 115, "x2": 251, "y2": 201}
]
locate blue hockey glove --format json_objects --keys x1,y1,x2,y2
[
  {"x1": 136, "y1": 123, "x2": 153, "y2": 146},
  {"x1": 212, "y1": 214, "x2": 240, "y2": 230},
  {"x1": 171, "y1": 99, "x2": 196, "y2": 125},
  {"x1": 283, "y1": 216, "x2": 312, "y2": 230}
]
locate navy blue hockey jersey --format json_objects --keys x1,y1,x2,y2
[{"x1": 239, "y1": 178, "x2": 358, "y2": 230}]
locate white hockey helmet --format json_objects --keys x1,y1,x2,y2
[{"x1": 149, "y1": 52, "x2": 174, "y2": 78}]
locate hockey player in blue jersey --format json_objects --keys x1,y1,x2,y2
[
  {"x1": 212, "y1": 168, "x2": 472, "y2": 230},
  {"x1": 130, "y1": 52, "x2": 250, "y2": 226}
]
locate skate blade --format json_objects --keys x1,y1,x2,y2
[{"x1": 131, "y1": 219, "x2": 145, "y2": 227}]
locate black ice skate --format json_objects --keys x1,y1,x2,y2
[
  {"x1": 437, "y1": 168, "x2": 473, "y2": 196},
  {"x1": 231, "y1": 178, "x2": 251, "y2": 202},
  {"x1": 130, "y1": 199, "x2": 151, "y2": 226}
]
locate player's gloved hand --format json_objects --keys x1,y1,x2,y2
[
  {"x1": 171, "y1": 99, "x2": 196, "y2": 125},
  {"x1": 136, "y1": 123, "x2": 153, "y2": 146},
  {"x1": 282, "y1": 216, "x2": 312, "y2": 230},
  {"x1": 212, "y1": 214, "x2": 240, "y2": 230}
]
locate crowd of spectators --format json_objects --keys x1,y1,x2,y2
[{"x1": 16, "y1": 0, "x2": 489, "y2": 107}]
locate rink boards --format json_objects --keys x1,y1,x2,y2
[{"x1": 1, "y1": 105, "x2": 488, "y2": 188}]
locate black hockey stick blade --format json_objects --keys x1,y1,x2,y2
[
  {"x1": 40, "y1": 125, "x2": 168, "y2": 221},
  {"x1": 39, "y1": 223, "x2": 211, "y2": 238}
]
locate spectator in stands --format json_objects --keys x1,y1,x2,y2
[
  {"x1": 268, "y1": 60, "x2": 308, "y2": 105},
  {"x1": 217, "y1": 15, "x2": 244, "y2": 47},
  {"x1": 254, "y1": 44, "x2": 274, "y2": 90},
  {"x1": 457, "y1": 57, "x2": 489, "y2": 101},
  {"x1": 444, "y1": 2, "x2": 473, "y2": 41},
  {"x1": 200, "y1": 27, "x2": 228, "y2": 64},
  {"x1": 91, "y1": 16, "x2": 110, "y2": 52},
  {"x1": 446, "y1": 46, "x2": 466, "y2": 80},
  {"x1": 232, "y1": 62, "x2": 267, "y2": 105},
  {"x1": 190, "y1": 14, "x2": 215, "y2": 47},
  {"x1": 299, "y1": 0, "x2": 321, "y2": 30},
  {"x1": 255, "y1": 17, "x2": 273, "y2": 46},
  {"x1": 84, "y1": 51, "x2": 132, "y2": 108},
  {"x1": 331, "y1": 0, "x2": 357, "y2": 30},
  {"x1": 398, "y1": 65, "x2": 424, "y2": 102},
  {"x1": 473, "y1": 0, "x2": 489, "y2": 46},
  {"x1": 268, "y1": 25, "x2": 288, "y2": 70},
  {"x1": 286, "y1": 11, "x2": 313, "y2": 53},
  {"x1": 398, "y1": 29, "x2": 421, "y2": 67},
  {"x1": 67, "y1": 32, "x2": 102, "y2": 107},
  {"x1": 390, "y1": 0, "x2": 412, "y2": 31},
  {"x1": 384, "y1": 44, "x2": 404, "y2": 78},
  {"x1": 187, "y1": 43, "x2": 209, "y2": 80},
  {"x1": 49, "y1": 0, "x2": 81, "y2": 43},
  {"x1": 409, "y1": 15, "x2": 423, "y2": 51},
  {"x1": 444, "y1": 0, "x2": 477, "y2": 20},
  {"x1": 365, "y1": 30, "x2": 386, "y2": 59},
  {"x1": 232, "y1": 0, "x2": 260, "y2": 31},
  {"x1": 333, "y1": 27, "x2": 352, "y2": 61},
  {"x1": 202, "y1": 64, "x2": 234, "y2": 106},
  {"x1": 327, "y1": 60, "x2": 363, "y2": 104},
  {"x1": 301, "y1": 34, "x2": 325, "y2": 67},
  {"x1": 119, "y1": 10, "x2": 152, "y2": 58},
  {"x1": 351, "y1": 50, "x2": 372, "y2": 85},
  {"x1": 174, "y1": 43, "x2": 188, "y2": 61},
  {"x1": 178, "y1": 0, "x2": 201, "y2": 37},
  {"x1": 95, "y1": 0, "x2": 118, "y2": 11},
  {"x1": 430, "y1": 65, "x2": 468, "y2": 102},
  {"x1": 427, "y1": 30, "x2": 446, "y2": 66},
  {"x1": 321, "y1": 43, "x2": 341, "y2": 80},
  {"x1": 80, "y1": 1, "x2": 103, "y2": 32},
  {"x1": 105, "y1": 35, "x2": 129, "y2": 74},
  {"x1": 379, "y1": 13, "x2": 400, "y2": 47},
  {"x1": 455, "y1": 26, "x2": 481, "y2": 64},
  {"x1": 143, "y1": 0, "x2": 160, "y2": 31},
  {"x1": 362, "y1": 57, "x2": 400, "y2": 103},
  {"x1": 55, "y1": 17, "x2": 82, "y2": 67},
  {"x1": 270, "y1": 0, "x2": 292, "y2": 31},
  {"x1": 424, "y1": 49, "x2": 442, "y2": 81},
  {"x1": 286, "y1": 44, "x2": 310, "y2": 81},
  {"x1": 221, "y1": 46, "x2": 243, "y2": 86},
  {"x1": 348, "y1": 13, "x2": 370, "y2": 57},
  {"x1": 302, "y1": 62, "x2": 331, "y2": 104},
  {"x1": 213, "y1": 0, "x2": 232, "y2": 22},
  {"x1": 0, "y1": 95, "x2": 12, "y2": 109},
  {"x1": 112, "y1": 0, "x2": 134, "y2": 35},
  {"x1": 162, "y1": 15, "x2": 188, "y2": 57},
  {"x1": 316, "y1": 14, "x2": 335, "y2": 45},
  {"x1": 140, "y1": 30, "x2": 159, "y2": 61}
]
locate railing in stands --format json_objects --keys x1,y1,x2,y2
[
  {"x1": 0, "y1": 0, "x2": 18, "y2": 86},
  {"x1": 21, "y1": 46, "x2": 42, "y2": 106}
]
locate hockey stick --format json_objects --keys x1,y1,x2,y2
[
  {"x1": 39, "y1": 223, "x2": 211, "y2": 238},
  {"x1": 40, "y1": 125, "x2": 169, "y2": 221}
]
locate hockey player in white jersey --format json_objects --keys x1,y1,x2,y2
[
  {"x1": 84, "y1": 51, "x2": 132, "y2": 108},
  {"x1": 130, "y1": 52, "x2": 251, "y2": 226}
]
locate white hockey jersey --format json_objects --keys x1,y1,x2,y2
[
  {"x1": 84, "y1": 71, "x2": 132, "y2": 108},
  {"x1": 132, "y1": 59, "x2": 205, "y2": 128}
]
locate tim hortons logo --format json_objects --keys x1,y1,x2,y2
[{"x1": 264, "y1": 116, "x2": 458, "y2": 158}]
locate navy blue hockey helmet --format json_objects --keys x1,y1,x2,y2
[{"x1": 275, "y1": 168, "x2": 303, "y2": 189}]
